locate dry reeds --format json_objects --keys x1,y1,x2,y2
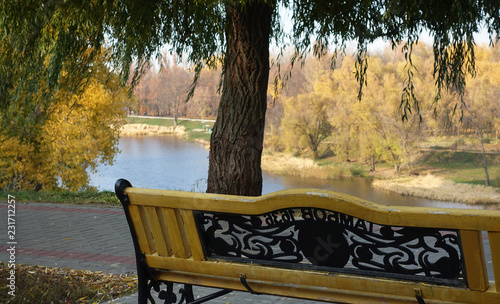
[
  {"x1": 372, "y1": 174, "x2": 500, "y2": 204},
  {"x1": 120, "y1": 124, "x2": 186, "y2": 136},
  {"x1": 261, "y1": 153, "x2": 356, "y2": 179}
]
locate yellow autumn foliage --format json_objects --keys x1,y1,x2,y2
[
  {"x1": 0, "y1": 78, "x2": 128, "y2": 191},
  {"x1": 0, "y1": 135, "x2": 39, "y2": 190}
]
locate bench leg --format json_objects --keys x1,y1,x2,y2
[
  {"x1": 186, "y1": 288, "x2": 233, "y2": 304},
  {"x1": 138, "y1": 276, "x2": 168, "y2": 304},
  {"x1": 158, "y1": 282, "x2": 177, "y2": 304},
  {"x1": 137, "y1": 264, "x2": 159, "y2": 304},
  {"x1": 137, "y1": 276, "x2": 148, "y2": 304},
  {"x1": 151, "y1": 281, "x2": 232, "y2": 304},
  {"x1": 179, "y1": 284, "x2": 194, "y2": 302}
]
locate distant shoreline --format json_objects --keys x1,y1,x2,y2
[
  {"x1": 372, "y1": 175, "x2": 500, "y2": 205},
  {"x1": 120, "y1": 120, "x2": 500, "y2": 206}
]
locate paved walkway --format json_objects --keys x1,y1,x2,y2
[
  {"x1": 0, "y1": 202, "x2": 319, "y2": 303},
  {"x1": 0, "y1": 201, "x2": 495, "y2": 303}
]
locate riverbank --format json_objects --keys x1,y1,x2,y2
[
  {"x1": 261, "y1": 153, "x2": 362, "y2": 179},
  {"x1": 121, "y1": 116, "x2": 212, "y2": 144},
  {"x1": 120, "y1": 123, "x2": 186, "y2": 136},
  {"x1": 372, "y1": 174, "x2": 500, "y2": 204},
  {"x1": 262, "y1": 153, "x2": 500, "y2": 204},
  {"x1": 120, "y1": 116, "x2": 500, "y2": 205}
]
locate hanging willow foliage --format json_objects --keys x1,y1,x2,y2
[{"x1": 1, "y1": 0, "x2": 499, "y2": 194}]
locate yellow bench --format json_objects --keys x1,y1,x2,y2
[{"x1": 115, "y1": 179, "x2": 500, "y2": 304}]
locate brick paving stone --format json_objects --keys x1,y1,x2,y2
[{"x1": 0, "y1": 202, "x2": 135, "y2": 275}]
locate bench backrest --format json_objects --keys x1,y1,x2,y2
[{"x1": 115, "y1": 179, "x2": 500, "y2": 302}]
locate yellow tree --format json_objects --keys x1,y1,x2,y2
[
  {"x1": 352, "y1": 90, "x2": 386, "y2": 172},
  {"x1": 0, "y1": 135, "x2": 38, "y2": 190},
  {"x1": 0, "y1": 71, "x2": 129, "y2": 191},
  {"x1": 282, "y1": 91, "x2": 333, "y2": 159},
  {"x1": 460, "y1": 46, "x2": 500, "y2": 185},
  {"x1": 350, "y1": 55, "x2": 424, "y2": 173},
  {"x1": 42, "y1": 80, "x2": 127, "y2": 190},
  {"x1": 327, "y1": 56, "x2": 360, "y2": 162}
]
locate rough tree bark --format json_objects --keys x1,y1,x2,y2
[{"x1": 206, "y1": 2, "x2": 273, "y2": 196}]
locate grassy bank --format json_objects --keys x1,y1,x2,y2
[
  {"x1": 372, "y1": 174, "x2": 500, "y2": 204},
  {"x1": 262, "y1": 149, "x2": 500, "y2": 204},
  {"x1": 261, "y1": 152, "x2": 365, "y2": 179},
  {"x1": 367, "y1": 150, "x2": 500, "y2": 204},
  {"x1": 124, "y1": 116, "x2": 213, "y2": 143},
  {"x1": 0, "y1": 190, "x2": 119, "y2": 206},
  {"x1": 417, "y1": 150, "x2": 500, "y2": 187}
]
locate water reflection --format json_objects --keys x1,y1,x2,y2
[
  {"x1": 90, "y1": 135, "x2": 209, "y2": 192},
  {"x1": 90, "y1": 136, "x2": 495, "y2": 210}
]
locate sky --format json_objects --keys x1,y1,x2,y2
[{"x1": 275, "y1": 4, "x2": 495, "y2": 55}]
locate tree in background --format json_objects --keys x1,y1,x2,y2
[
  {"x1": 155, "y1": 54, "x2": 191, "y2": 124},
  {"x1": 1, "y1": 20, "x2": 129, "y2": 191},
  {"x1": 2, "y1": 1, "x2": 500, "y2": 195},
  {"x1": 189, "y1": 65, "x2": 222, "y2": 119},
  {"x1": 282, "y1": 92, "x2": 333, "y2": 159},
  {"x1": 268, "y1": 47, "x2": 434, "y2": 173},
  {"x1": 460, "y1": 48, "x2": 500, "y2": 185},
  {"x1": 326, "y1": 56, "x2": 359, "y2": 162},
  {"x1": 0, "y1": 70, "x2": 129, "y2": 191},
  {"x1": 132, "y1": 56, "x2": 222, "y2": 119}
]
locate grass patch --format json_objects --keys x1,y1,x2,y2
[
  {"x1": 418, "y1": 151, "x2": 500, "y2": 187},
  {"x1": 177, "y1": 120, "x2": 213, "y2": 142},
  {"x1": 0, "y1": 263, "x2": 137, "y2": 304},
  {"x1": 262, "y1": 153, "x2": 365, "y2": 179},
  {"x1": 187, "y1": 129, "x2": 211, "y2": 142},
  {"x1": 125, "y1": 117, "x2": 174, "y2": 127},
  {"x1": 125, "y1": 117, "x2": 213, "y2": 142},
  {"x1": 0, "y1": 190, "x2": 119, "y2": 206},
  {"x1": 373, "y1": 174, "x2": 500, "y2": 204}
]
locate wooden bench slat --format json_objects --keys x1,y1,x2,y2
[
  {"x1": 461, "y1": 230, "x2": 489, "y2": 291},
  {"x1": 162, "y1": 208, "x2": 191, "y2": 259},
  {"x1": 128, "y1": 205, "x2": 155, "y2": 254},
  {"x1": 180, "y1": 209, "x2": 206, "y2": 261},
  {"x1": 156, "y1": 207, "x2": 174, "y2": 256},
  {"x1": 143, "y1": 206, "x2": 170, "y2": 256},
  {"x1": 489, "y1": 231, "x2": 500, "y2": 291}
]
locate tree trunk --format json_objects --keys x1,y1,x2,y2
[
  {"x1": 206, "y1": 2, "x2": 273, "y2": 196},
  {"x1": 389, "y1": 151, "x2": 400, "y2": 174},
  {"x1": 173, "y1": 100, "x2": 178, "y2": 126},
  {"x1": 478, "y1": 130, "x2": 490, "y2": 186}
]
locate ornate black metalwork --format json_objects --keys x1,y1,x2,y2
[
  {"x1": 155, "y1": 281, "x2": 177, "y2": 304},
  {"x1": 141, "y1": 280, "x2": 194, "y2": 304},
  {"x1": 146, "y1": 281, "x2": 233, "y2": 304},
  {"x1": 196, "y1": 207, "x2": 465, "y2": 286}
]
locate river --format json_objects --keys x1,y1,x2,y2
[{"x1": 89, "y1": 135, "x2": 489, "y2": 209}]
